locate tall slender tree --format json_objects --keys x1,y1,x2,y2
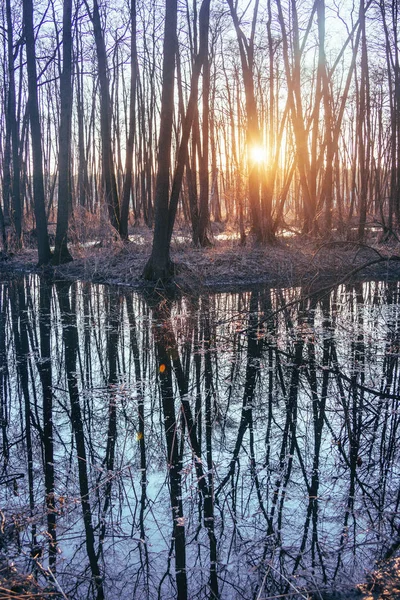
[
  {"x1": 143, "y1": 0, "x2": 212, "y2": 281},
  {"x1": 0, "y1": 200, "x2": 6, "y2": 252},
  {"x1": 53, "y1": 0, "x2": 73, "y2": 264},
  {"x1": 198, "y1": 0, "x2": 212, "y2": 246},
  {"x1": 85, "y1": 0, "x2": 120, "y2": 232},
  {"x1": 357, "y1": 0, "x2": 370, "y2": 240},
  {"x1": 6, "y1": 0, "x2": 22, "y2": 247},
  {"x1": 227, "y1": 0, "x2": 275, "y2": 242},
  {"x1": 22, "y1": 0, "x2": 52, "y2": 265},
  {"x1": 119, "y1": 0, "x2": 137, "y2": 239},
  {"x1": 142, "y1": 0, "x2": 177, "y2": 281}
]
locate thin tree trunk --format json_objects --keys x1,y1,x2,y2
[
  {"x1": 86, "y1": 0, "x2": 120, "y2": 232},
  {"x1": 76, "y1": 32, "x2": 90, "y2": 209},
  {"x1": 226, "y1": 0, "x2": 264, "y2": 242},
  {"x1": 54, "y1": 0, "x2": 73, "y2": 264},
  {"x1": 0, "y1": 201, "x2": 6, "y2": 252},
  {"x1": 22, "y1": 0, "x2": 52, "y2": 265},
  {"x1": 317, "y1": 0, "x2": 334, "y2": 234},
  {"x1": 166, "y1": 0, "x2": 211, "y2": 247},
  {"x1": 198, "y1": 0, "x2": 211, "y2": 246},
  {"x1": 119, "y1": 0, "x2": 137, "y2": 239},
  {"x1": 6, "y1": 0, "x2": 22, "y2": 246},
  {"x1": 357, "y1": 0, "x2": 369, "y2": 241},
  {"x1": 142, "y1": 0, "x2": 177, "y2": 281},
  {"x1": 275, "y1": 0, "x2": 315, "y2": 235}
]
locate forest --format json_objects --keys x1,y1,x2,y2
[
  {"x1": 0, "y1": 0, "x2": 399, "y2": 280},
  {"x1": 2, "y1": 1, "x2": 400, "y2": 599}
]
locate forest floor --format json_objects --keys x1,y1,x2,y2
[{"x1": 2, "y1": 222, "x2": 400, "y2": 295}]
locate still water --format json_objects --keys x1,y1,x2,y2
[{"x1": 0, "y1": 274, "x2": 400, "y2": 599}]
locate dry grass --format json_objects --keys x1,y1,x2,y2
[
  {"x1": 358, "y1": 557, "x2": 400, "y2": 599},
  {"x1": 2, "y1": 224, "x2": 400, "y2": 294},
  {"x1": 0, "y1": 564, "x2": 60, "y2": 599}
]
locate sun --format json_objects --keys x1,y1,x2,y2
[{"x1": 249, "y1": 144, "x2": 267, "y2": 165}]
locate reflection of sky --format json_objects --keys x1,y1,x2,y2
[{"x1": 1, "y1": 276, "x2": 400, "y2": 598}]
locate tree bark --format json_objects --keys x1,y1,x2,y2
[
  {"x1": 142, "y1": 0, "x2": 177, "y2": 281},
  {"x1": 119, "y1": 0, "x2": 137, "y2": 239},
  {"x1": 6, "y1": 0, "x2": 22, "y2": 246},
  {"x1": 198, "y1": 0, "x2": 212, "y2": 246},
  {"x1": 23, "y1": 0, "x2": 52, "y2": 264},
  {"x1": 87, "y1": 0, "x2": 120, "y2": 232},
  {"x1": 53, "y1": 0, "x2": 73, "y2": 264},
  {"x1": 166, "y1": 0, "x2": 211, "y2": 247},
  {"x1": 357, "y1": 0, "x2": 370, "y2": 241},
  {"x1": 0, "y1": 203, "x2": 6, "y2": 253},
  {"x1": 227, "y1": 0, "x2": 271, "y2": 243}
]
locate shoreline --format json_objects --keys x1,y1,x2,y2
[{"x1": 1, "y1": 232, "x2": 400, "y2": 294}]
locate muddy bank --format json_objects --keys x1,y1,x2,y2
[{"x1": 1, "y1": 232, "x2": 400, "y2": 294}]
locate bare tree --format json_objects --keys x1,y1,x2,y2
[
  {"x1": 379, "y1": 0, "x2": 400, "y2": 235},
  {"x1": 226, "y1": 0, "x2": 268, "y2": 242},
  {"x1": 85, "y1": 0, "x2": 120, "y2": 232},
  {"x1": 143, "y1": 0, "x2": 211, "y2": 281},
  {"x1": 5, "y1": 0, "x2": 22, "y2": 247},
  {"x1": 53, "y1": 0, "x2": 73, "y2": 264},
  {"x1": 357, "y1": 0, "x2": 371, "y2": 240},
  {"x1": 119, "y1": 0, "x2": 138, "y2": 240},
  {"x1": 22, "y1": 0, "x2": 52, "y2": 265},
  {"x1": 198, "y1": 0, "x2": 212, "y2": 246},
  {"x1": 142, "y1": 0, "x2": 177, "y2": 281}
]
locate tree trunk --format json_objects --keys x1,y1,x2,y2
[
  {"x1": 276, "y1": 0, "x2": 315, "y2": 235},
  {"x1": 76, "y1": 28, "x2": 90, "y2": 210},
  {"x1": 317, "y1": 0, "x2": 334, "y2": 234},
  {"x1": 166, "y1": 0, "x2": 211, "y2": 247},
  {"x1": 88, "y1": 0, "x2": 120, "y2": 232},
  {"x1": 53, "y1": 0, "x2": 73, "y2": 264},
  {"x1": 2, "y1": 130, "x2": 11, "y2": 231},
  {"x1": 22, "y1": 0, "x2": 52, "y2": 265},
  {"x1": 119, "y1": 0, "x2": 137, "y2": 239},
  {"x1": 357, "y1": 0, "x2": 369, "y2": 241},
  {"x1": 0, "y1": 203, "x2": 6, "y2": 253},
  {"x1": 6, "y1": 0, "x2": 22, "y2": 247},
  {"x1": 198, "y1": 0, "x2": 211, "y2": 246},
  {"x1": 189, "y1": 110, "x2": 201, "y2": 245},
  {"x1": 227, "y1": 0, "x2": 267, "y2": 243},
  {"x1": 142, "y1": 0, "x2": 177, "y2": 281}
]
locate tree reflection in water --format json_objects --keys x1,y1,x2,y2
[{"x1": 0, "y1": 275, "x2": 400, "y2": 598}]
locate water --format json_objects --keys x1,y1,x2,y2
[{"x1": 0, "y1": 274, "x2": 399, "y2": 599}]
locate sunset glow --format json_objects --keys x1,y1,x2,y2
[{"x1": 249, "y1": 145, "x2": 267, "y2": 165}]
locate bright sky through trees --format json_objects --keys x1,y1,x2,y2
[{"x1": 0, "y1": 0, "x2": 398, "y2": 264}]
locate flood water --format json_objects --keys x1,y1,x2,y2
[{"x1": 1, "y1": 274, "x2": 400, "y2": 599}]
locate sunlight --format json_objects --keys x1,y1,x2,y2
[{"x1": 249, "y1": 144, "x2": 267, "y2": 165}]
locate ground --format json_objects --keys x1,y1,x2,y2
[
  {"x1": 318, "y1": 557, "x2": 400, "y2": 599},
  {"x1": 2, "y1": 225, "x2": 400, "y2": 294}
]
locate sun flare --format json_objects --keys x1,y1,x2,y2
[{"x1": 249, "y1": 144, "x2": 267, "y2": 165}]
